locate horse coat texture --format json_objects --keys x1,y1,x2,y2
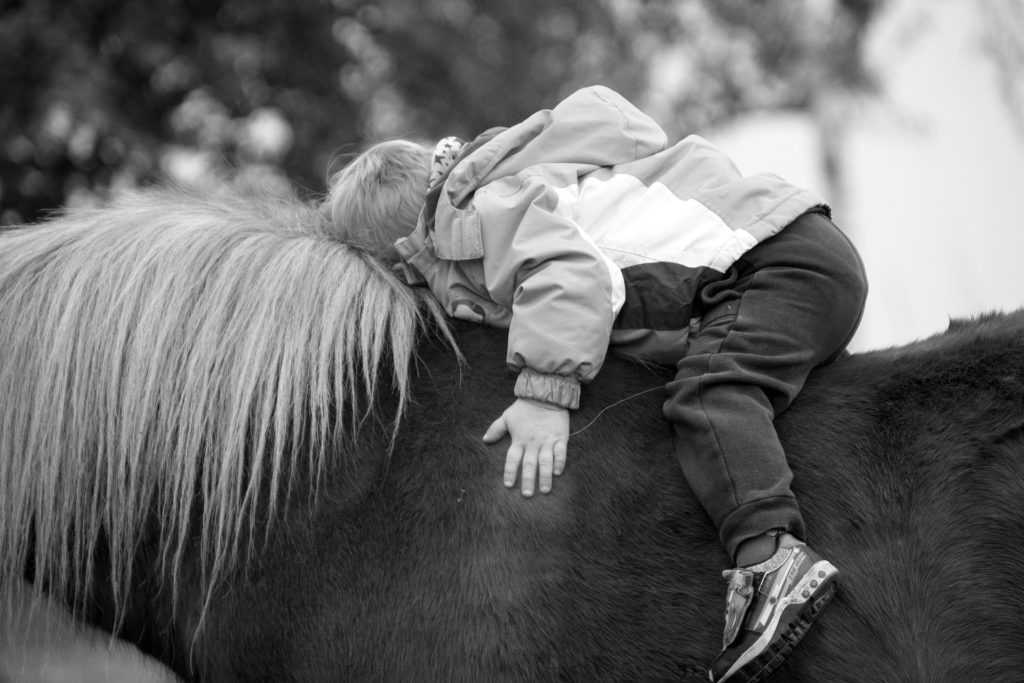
[
  {"x1": 1, "y1": 191, "x2": 1022, "y2": 682},
  {"x1": 189, "y1": 318, "x2": 1024, "y2": 683}
]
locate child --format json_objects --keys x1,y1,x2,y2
[{"x1": 325, "y1": 85, "x2": 867, "y2": 683}]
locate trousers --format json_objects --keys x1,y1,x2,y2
[{"x1": 663, "y1": 211, "x2": 868, "y2": 560}]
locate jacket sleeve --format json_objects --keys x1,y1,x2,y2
[{"x1": 476, "y1": 173, "x2": 623, "y2": 410}]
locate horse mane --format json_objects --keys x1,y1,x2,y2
[{"x1": 0, "y1": 188, "x2": 450, "y2": 631}]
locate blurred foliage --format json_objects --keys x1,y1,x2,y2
[{"x1": 0, "y1": 0, "x2": 882, "y2": 223}]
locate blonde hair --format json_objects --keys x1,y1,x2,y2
[
  {"x1": 0, "y1": 188, "x2": 453, "y2": 637},
  {"x1": 325, "y1": 140, "x2": 430, "y2": 262}
]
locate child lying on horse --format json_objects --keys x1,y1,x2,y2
[{"x1": 325, "y1": 85, "x2": 867, "y2": 683}]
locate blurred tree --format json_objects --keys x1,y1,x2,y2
[
  {"x1": 0, "y1": 0, "x2": 884, "y2": 224},
  {"x1": 981, "y1": 0, "x2": 1024, "y2": 137},
  {"x1": 0, "y1": 0, "x2": 353, "y2": 222}
]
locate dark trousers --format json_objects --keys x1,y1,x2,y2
[{"x1": 663, "y1": 212, "x2": 867, "y2": 561}]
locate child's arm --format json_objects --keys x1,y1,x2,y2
[
  {"x1": 482, "y1": 398, "x2": 568, "y2": 497},
  {"x1": 473, "y1": 173, "x2": 623, "y2": 496}
]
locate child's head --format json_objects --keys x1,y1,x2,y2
[{"x1": 325, "y1": 139, "x2": 431, "y2": 262}]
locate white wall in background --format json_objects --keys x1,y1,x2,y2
[{"x1": 712, "y1": 0, "x2": 1024, "y2": 351}]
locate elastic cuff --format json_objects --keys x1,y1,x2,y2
[
  {"x1": 719, "y1": 496, "x2": 806, "y2": 562},
  {"x1": 514, "y1": 369, "x2": 580, "y2": 409}
]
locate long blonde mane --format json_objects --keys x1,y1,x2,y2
[{"x1": 0, "y1": 188, "x2": 448, "y2": 631}]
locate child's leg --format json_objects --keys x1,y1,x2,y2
[
  {"x1": 666, "y1": 212, "x2": 866, "y2": 682},
  {"x1": 663, "y1": 211, "x2": 866, "y2": 560}
]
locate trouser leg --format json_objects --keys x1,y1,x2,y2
[{"x1": 663, "y1": 212, "x2": 867, "y2": 560}]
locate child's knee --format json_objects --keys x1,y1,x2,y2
[
  {"x1": 824, "y1": 229, "x2": 868, "y2": 330},
  {"x1": 791, "y1": 212, "x2": 868, "y2": 323}
]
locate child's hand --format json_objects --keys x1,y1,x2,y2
[{"x1": 482, "y1": 398, "x2": 569, "y2": 497}]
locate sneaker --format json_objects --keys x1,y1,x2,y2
[{"x1": 708, "y1": 538, "x2": 838, "y2": 682}]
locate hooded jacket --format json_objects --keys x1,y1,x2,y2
[{"x1": 394, "y1": 85, "x2": 827, "y2": 409}]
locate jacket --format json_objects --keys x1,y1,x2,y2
[{"x1": 394, "y1": 85, "x2": 827, "y2": 409}]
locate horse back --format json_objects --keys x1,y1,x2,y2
[{"x1": 188, "y1": 316, "x2": 1024, "y2": 682}]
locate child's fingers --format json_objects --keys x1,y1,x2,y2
[
  {"x1": 553, "y1": 439, "x2": 567, "y2": 477},
  {"x1": 503, "y1": 443, "x2": 524, "y2": 488},
  {"x1": 520, "y1": 443, "x2": 539, "y2": 497},
  {"x1": 538, "y1": 441, "x2": 554, "y2": 494},
  {"x1": 482, "y1": 416, "x2": 508, "y2": 443}
]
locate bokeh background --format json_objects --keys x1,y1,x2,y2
[{"x1": 2, "y1": 0, "x2": 1022, "y2": 350}]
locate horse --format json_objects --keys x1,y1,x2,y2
[{"x1": 1, "y1": 189, "x2": 1023, "y2": 682}]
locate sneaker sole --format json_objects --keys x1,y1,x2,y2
[{"x1": 716, "y1": 563, "x2": 838, "y2": 683}]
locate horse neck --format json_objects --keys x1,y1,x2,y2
[{"x1": 0, "y1": 189, "x2": 447, "y2": 644}]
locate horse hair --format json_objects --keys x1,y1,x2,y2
[{"x1": 0, "y1": 188, "x2": 448, "y2": 632}]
